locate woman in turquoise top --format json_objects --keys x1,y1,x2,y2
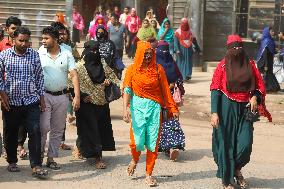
[
  {"x1": 157, "y1": 18, "x2": 174, "y2": 54},
  {"x1": 123, "y1": 41, "x2": 179, "y2": 187}
]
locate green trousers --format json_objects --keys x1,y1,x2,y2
[{"x1": 211, "y1": 90, "x2": 254, "y2": 185}]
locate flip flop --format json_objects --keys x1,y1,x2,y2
[
  {"x1": 32, "y1": 166, "x2": 48, "y2": 179},
  {"x1": 46, "y1": 161, "x2": 61, "y2": 170},
  {"x1": 19, "y1": 149, "x2": 28, "y2": 160},
  {"x1": 145, "y1": 176, "x2": 158, "y2": 187},
  {"x1": 169, "y1": 149, "x2": 179, "y2": 162},
  {"x1": 126, "y1": 160, "x2": 137, "y2": 176}
]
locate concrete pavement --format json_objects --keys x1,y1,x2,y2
[{"x1": 0, "y1": 57, "x2": 284, "y2": 189}]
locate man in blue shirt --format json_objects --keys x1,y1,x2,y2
[
  {"x1": 0, "y1": 27, "x2": 48, "y2": 178},
  {"x1": 108, "y1": 13, "x2": 126, "y2": 59},
  {"x1": 39, "y1": 26, "x2": 80, "y2": 170}
]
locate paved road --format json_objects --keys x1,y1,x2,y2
[{"x1": 0, "y1": 60, "x2": 284, "y2": 188}]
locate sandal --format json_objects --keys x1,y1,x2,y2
[
  {"x1": 46, "y1": 161, "x2": 61, "y2": 170},
  {"x1": 145, "y1": 176, "x2": 158, "y2": 187},
  {"x1": 19, "y1": 149, "x2": 28, "y2": 160},
  {"x1": 95, "y1": 159, "x2": 106, "y2": 169},
  {"x1": 32, "y1": 166, "x2": 48, "y2": 179},
  {"x1": 235, "y1": 171, "x2": 247, "y2": 189},
  {"x1": 169, "y1": 149, "x2": 179, "y2": 162},
  {"x1": 126, "y1": 160, "x2": 137, "y2": 176},
  {"x1": 7, "y1": 163, "x2": 20, "y2": 172}
]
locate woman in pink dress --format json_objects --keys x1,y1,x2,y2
[
  {"x1": 125, "y1": 8, "x2": 141, "y2": 58},
  {"x1": 72, "y1": 5, "x2": 85, "y2": 43}
]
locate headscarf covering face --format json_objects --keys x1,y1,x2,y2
[
  {"x1": 96, "y1": 25, "x2": 109, "y2": 41},
  {"x1": 83, "y1": 41, "x2": 106, "y2": 84},
  {"x1": 157, "y1": 18, "x2": 174, "y2": 43},
  {"x1": 133, "y1": 41, "x2": 155, "y2": 70},
  {"x1": 174, "y1": 18, "x2": 193, "y2": 48},
  {"x1": 88, "y1": 14, "x2": 108, "y2": 39},
  {"x1": 256, "y1": 26, "x2": 276, "y2": 61},
  {"x1": 225, "y1": 35, "x2": 255, "y2": 92},
  {"x1": 156, "y1": 41, "x2": 178, "y2": 83}
]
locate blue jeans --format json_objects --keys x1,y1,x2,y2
[{"x1": 2, "y1": 102, "x2": 42, "y2": 168}]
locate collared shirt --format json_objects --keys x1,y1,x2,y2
[
  {"x1": 38, "y1": 44, "x2": 72, "y2": 54},
  {"x1": 0, "y1": 38, "x2": 13, "y2": 52},
  {"x1": 38, "y1": 45, "x2": 76, "y2": 92},
  {"x1": 0, "y1": 47, "x2": 45, "y2": 106}
]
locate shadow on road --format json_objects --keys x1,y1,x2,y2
[{"x1": 246, "y1": 177, "x2": 284, "y2": 189}]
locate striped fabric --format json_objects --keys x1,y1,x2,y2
[{"x1": 0, "y1": 47, "x2": 44, "y2": 106}]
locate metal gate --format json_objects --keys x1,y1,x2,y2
[{"x1": 203, "y1": 0, "x2": 234, "y2": 61}]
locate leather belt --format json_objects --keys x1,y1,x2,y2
[{"x1": 46, "y1": 89, "x2": 69, "y2": 96}]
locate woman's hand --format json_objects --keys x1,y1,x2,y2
[
  {"x1": 249, "y1": 96, "x2": 258, "y2": 113},
  {"x1": 169, "y1": 83, "x2": 175, "y2": 89},
  {"x1": 173, "y1": 112, "x2": 179, "y2": 120},
  {"x1": 123, "y1": 107, "x2": 131, "y2": 123},
  {"x1": 83, "y1": 96, "x2": 92, "y2": 103},
  {"x1": 211, "y1": 113, "x2": 219, "y2": 128},
  {"x1": 104, "y1": 79, "x2": 111, "y2": 86},
  {"x1": 73, "y1": 96, "x2": 80, "y2": 111}
]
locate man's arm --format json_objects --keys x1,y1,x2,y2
[
  {"x1": 0, "y1": 53, "x2": 10, "y2": 111},
  {"x1": 34, "y1": 53, "x2": 45, "y2": 111},
  {"x1": 69, "y1": 69, "x2": 80, "y2": 111},
  {"x1": 67, "y1": 52, "x2": 80, "y2": 111}
]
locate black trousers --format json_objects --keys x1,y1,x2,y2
[
  {"x1": 2, "y1": 102, "x2": 42, "y2": 168},
  {"x1": 2, "y1": 122, "x2": 27, "y2": 148}
]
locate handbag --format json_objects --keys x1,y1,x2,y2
[
  {"x1": 114, "y1": 57, "x2": 125, "y2": 71},
  {"x1": 104, "y1": 82, "x2": 121, "y2": 103},
  {"x1": 158, "y1": 118, "x2": 185, "y2": 151},
  {"x1": 244, "y1": 105, "x2": 260, "y2": 123},
  {"x1": 156, "y1": 62, "x2": 169, "y2": 122},
  {"x1": 173, "y1": 85, "x2": 183, "y2": 107}
]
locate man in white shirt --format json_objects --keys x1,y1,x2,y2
[
  {"x1": 119, "y1": 6, "x2": 130, "y2": 25},
  {"x1": 38, "y1": 26, "x2": 80, "y2": 169}
]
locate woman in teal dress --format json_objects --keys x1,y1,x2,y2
[
  {"x1": 123, "y1": 41, "x2": 179, "y2": 187},
  {"x1": 157, "y1": 18, "x2": 174, "y2": 54},
  {"x1": 210, "y1": 35, "x2": 272, "y2": 189},
  {"x1": 174, "y1": 18, "x2": 195, "y2": 81}
]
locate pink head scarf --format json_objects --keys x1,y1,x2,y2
[{"x1": 88, "y1": 14, "x2": 108, "y2": 39}]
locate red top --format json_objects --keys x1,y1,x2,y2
[
  {"x1": 210, "y1": 59, "x2": 272, "y2": 122},
  {"x1": 0, "y1": 38, "x2": 13, "y2": 52}
]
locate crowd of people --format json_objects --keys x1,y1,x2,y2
[{"x1": 0, "y1": 4, "x2": 283, "y2": 189}]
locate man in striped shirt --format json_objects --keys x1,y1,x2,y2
[{"x1": 0, "y1": 27, "x2": 48, "y2": 178}]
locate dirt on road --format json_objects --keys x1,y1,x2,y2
[{"x1": 0, "y1": 72, "x2": 284, "y2": 189}]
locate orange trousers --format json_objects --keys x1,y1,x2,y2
[{"x1": 129, "y1": 127, "x2": 161, "y2": 175}]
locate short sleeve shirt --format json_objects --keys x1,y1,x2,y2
[
  {"x1": 108, "y1": 24, "x2": 126, "y2": 50},
  {"x1": 38, "y1": 46, "x2": 76, "y2": 92}
]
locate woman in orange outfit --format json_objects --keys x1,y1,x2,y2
[
  {"x1": 54, "y1": 12, "x2": 67, "y2": 27},
  {"x1": 123, "y1": 41, "x2": 179, "y2": 187}
]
